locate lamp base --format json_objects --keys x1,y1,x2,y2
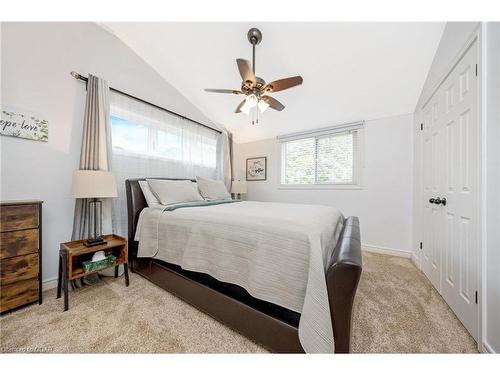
[{"x1": 84, "y1": 237, "x2": 107, "y2": 247}]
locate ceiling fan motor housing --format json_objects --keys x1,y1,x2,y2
[{"x1": 242, "y1": 76, "x2": 266, "y2": 93}]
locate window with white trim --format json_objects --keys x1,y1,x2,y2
[
  {"x1": 280, "y1": 125, "x2": 362, "y2": 186},
  {"x1": 109, "y1": 93, "x2": 218, "y2": 169}
]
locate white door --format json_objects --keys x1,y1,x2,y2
[
  {"x1": 421, "y1": 41, "x2": 478, "y2": 340},
  {"x1": 422, "y1": 95, "x2": 442, "y2": 289}
]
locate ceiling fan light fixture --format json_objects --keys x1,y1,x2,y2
[
  {"x1": 258, "y1": 99, "x2": 269, "y2": 113},
  {"x1": 240, "y1": 101, "x2": 252, "y2": 115},
  {"x1": 245, "y1": 94, "x2": 258, "y2": 108}
]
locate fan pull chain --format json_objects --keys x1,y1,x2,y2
[
  {"x1": 251, "y1": 106, "x2": 259, "y2": 125},
  {"x1": 251, "y1": 106, "x2": 257, "y2": 125}
]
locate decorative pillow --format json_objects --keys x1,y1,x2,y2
[
  {"x1": 139, "y1": 180, "x2": 161, "y2": 207},
  {"x1": 147, "y1": 179, "x2": 204, "y2": 206},
  {"x1": 196, "y1": 176, "x2": 231, "y2": 200}
]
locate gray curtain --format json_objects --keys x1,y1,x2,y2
[
  {"x1": 218, "y1": 129, "x2": 233, "y2": 190},
  {"x1": 71, "y1": 74, "x2": 112, "y2": 240}
]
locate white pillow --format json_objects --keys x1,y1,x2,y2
[
  {"x1": 139, "y1": 180, "x2": 161, "y2": 207},
  {"x1": 147, "y1": 179, "x2": 204, "y2": 206},
  {"x1": 196, "y1": 176, "x2": 231, "y2": 200}
]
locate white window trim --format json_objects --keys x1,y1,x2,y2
[{"x1": 277, "y1": 122, "x2": 364, "y2": 190}]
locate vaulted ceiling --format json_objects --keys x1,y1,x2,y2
[{"x1": 103, "y1": 22, "x2": 444, "y2": 143}]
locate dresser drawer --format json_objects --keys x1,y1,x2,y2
[
  {"x1": 1, "y1": 253, "x2": 39, "y2": 285},
  {"x1": 0, "y1": 204, "x2": 38, "y2": 232},
  {"x1": 0, "y1": 277, "x2": 38, "y2": 313},
  {"x1": 0, "y1": 229, "x2": 39, "y2": 259}
]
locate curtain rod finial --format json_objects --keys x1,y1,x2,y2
[{"x1": 70, "y1": 71, "x2": 80, "y2": 79}]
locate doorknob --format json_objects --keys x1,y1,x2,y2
[{"x1": 434, "y1": 197, "x2": 447, "y2": 206}]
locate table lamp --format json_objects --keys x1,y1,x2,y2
[
  {"x1": 71, "y1": 170, "x2": 117, "y2": 246},
  {"x1": 231, "y1": 180, "x2": 247, "y2": 200}
]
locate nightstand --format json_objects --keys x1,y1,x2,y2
[{"x1": 57, "y1": 234, "x2": 129, "y2": 311}]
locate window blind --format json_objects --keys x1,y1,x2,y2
[
  {"x1": 280, "y1": 124, "x2": 361, "y2": 186},
  {"x1": 277, "y1": 121, "x2": 364, "y2": 142}
]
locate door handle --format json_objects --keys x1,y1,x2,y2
[{"x1": 434, "y1": 197, "x2": 447, "y2": 206}]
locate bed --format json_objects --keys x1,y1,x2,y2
[{"x1": 126, "y1": 178, "x2": 362, "y2": 353}]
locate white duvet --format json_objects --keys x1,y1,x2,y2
[{"x1": 136, "y1": 200, "x2": 344, "y2": 353}]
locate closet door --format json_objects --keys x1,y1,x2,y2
[
  {"x1": 420, "y1": 40, "x2": 478, "y2": 340},
  {"x1": 440, "y1": 41, "x2": 478, "y2": 340},
  {"x1": 422, "y1": 89, "x2": 443, "y2": 290}
]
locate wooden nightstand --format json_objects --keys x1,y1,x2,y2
[{"x1": 57, "y1": 234, "x2": 129, "y2": 311}]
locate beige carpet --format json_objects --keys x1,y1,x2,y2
[{"x1": 0, "y1": 252, "x2": 477, "y2": 353}]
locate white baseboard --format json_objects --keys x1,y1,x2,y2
[
  {"x1": 483, "y1": 341, "x2": 496, "y2": 354},
  {"x1": 362, "y1": 244, "x2": 412, "y2": 258},
  {"x1": 411, "y1": 252, "x2": 421, "y2": 269},
  {"x1": 42, "y1": 277, "x2": 58, "y2": 291}
]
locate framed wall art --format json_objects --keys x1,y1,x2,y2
[{"x1": 246, "y1": 156, "x2": 267, "y2": 181}]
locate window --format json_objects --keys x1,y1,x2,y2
[
  {"x1": 109, "y1": 90, "x2": 221, "y2": 238},
  {"x1": 109, "y1": 96, "x2": 218, "y2": 169},
  {"x1": 280, "y1": 126, "x2": 361, "y2": 187},
  {"x1": 110, "y1": 115, "x2": 149, "y2": 154}
]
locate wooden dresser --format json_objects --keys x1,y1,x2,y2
[{"x1": 0, "y1": 200, "x2": 43, "y2": 313}]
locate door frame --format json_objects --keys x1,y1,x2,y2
[{"x1": 415, "y1": 25, "x2": 485, "y2": 352}]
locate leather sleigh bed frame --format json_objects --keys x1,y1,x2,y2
[{"x1": 126, "y1": 178, "x2": 362, "y2": 353}]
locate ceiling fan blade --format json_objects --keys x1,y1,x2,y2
[
  {"x1": 262, "y1": 96, "x2": 285, "y2": 111},
  {"x1": 236, "y1": 59, "x2": 256, "y2": 85},
  {"x1": 264, "y1": 76, "x2": 303, "y2": 93},
  {"x1": 205, "y1": 88, "x2": 242, "y2": 94},
  {"x1": 235, "y1": 99, "x2": 247, "y2": 113}
]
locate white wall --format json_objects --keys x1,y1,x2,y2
[
  {"x1": 233, "y1": 113, "x2": 414, "y2": 253},
  {"x1": 0, "y1": 22, "x2": 215, "y2": 284},
  {"x1": 0, "y1": 23, "x2": 2, "y2": 106},
  {"x1": 416, "y1": 22, "x2": 480, "y2": 110}
]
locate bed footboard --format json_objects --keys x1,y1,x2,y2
[{"x1": 326, "y1": 216, "x2": 362, "y2": 353}]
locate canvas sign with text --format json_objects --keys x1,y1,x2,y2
[{"x1": 1, "y1": 107, "x2": 49, "y2": 142}]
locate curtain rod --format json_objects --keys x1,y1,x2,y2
[{"x1": 70, "y1": 71, "x2": 222, "y2": 134}]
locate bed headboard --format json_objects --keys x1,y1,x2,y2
[{"x1": 125, "y1": 178, "x2": 195, "y2": 259}]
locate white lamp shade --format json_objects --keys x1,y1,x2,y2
[
  {"x1": 231, "y1": 180, "x2": 247, "y2": 194},
  {"x1": 258, "y1": 99, "x2": 269, "y2": 113},
  {"x1": 245, "y1": 94, "x2": 258, "y2": 108},
  {"x1": 240, "y1": 101, "x2": 252, "y2": 115},
  {"x1": 71, "y1": 170, "x2": 118, "y2": 198}
]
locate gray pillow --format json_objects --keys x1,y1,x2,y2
[
  {"x1": 196, "y1": 176, "x2": 231, "y2": 200},
  {"x1": 147, "y1": 179, "x2": 204, "y2": 206},
  {"x1": 139, "y1": 180, "x2": 161, "y2": 207}
]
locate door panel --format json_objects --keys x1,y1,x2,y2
[
  {"x1": 422, "y1": 104, "x2": 440, "y2": 288},
  {"x1": 421, "y1": 41, "x2": 478, "y2": 340}
]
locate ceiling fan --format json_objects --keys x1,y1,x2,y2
[{"x1": 204, "y1": 28, "x2": 303, "y2": 122}]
